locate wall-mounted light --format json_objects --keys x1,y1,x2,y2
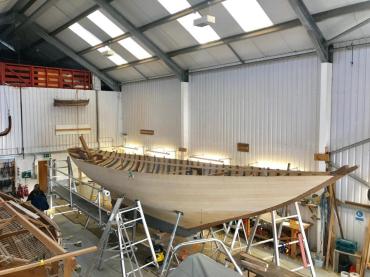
[
  {"x1": 189, "y1": 155, "x2": 231, "y2": 165},
  {"x1": 123, "y1": 146, "x2": 138, "y2": 151},
  {"x1": 146, "y1": 150, "x2": 170, "y2": 156},
  {"x1": 122, "y1": 144, "x2": 144, "y2": 155},
  {"x1": 146, "y1": 148, "x2": 176, "y2": 158}
]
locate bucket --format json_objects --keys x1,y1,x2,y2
[
  {"x1": 314, "y1": 257, "x2": 324, "y2": 268},
  {"x1": 350, "y1": 273, "x2": 360, "y2": 277},
  {"x1": 340, "y1": 272, "x2": 349, "y2": 277}
]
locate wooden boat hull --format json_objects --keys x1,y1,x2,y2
[{"x1": 72, "y1": 157, "x2": 354, "y2": 230}]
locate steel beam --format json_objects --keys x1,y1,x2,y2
[
  {"x1": 24, "y1": 19, "x2": 119, "y2": 90},
  {"x1": 102, "y1": 2, "x2": 370, "y2": 73},
  {"x1": 92, "y1": 0, "x2": 187, "y2": 81},
  {"x1": 0, "y1": 13, "x2": 15, "y2": 26},
  {"x1": 2, "y1": 0, "x2": 58, "y2": 38},
  {"x1": 26, "y1": 0, "x2": 224, "y2": 62},
  {"x1": 10, "y1": 0, "x2": 33, "y2": 13},
  {"x1": 288, "y1": 0, "x2": 328, "y2": 62},
  {"x1": 329, "y1": 17, "x2": 370, "y2": 42}
]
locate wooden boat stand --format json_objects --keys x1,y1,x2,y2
[{"x1": 246, "y1": 202, "x2": 316, "y2": 277}]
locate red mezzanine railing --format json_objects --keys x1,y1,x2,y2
[{"x1": 0, "y1": 62, "x2": 92, "y2": 90}]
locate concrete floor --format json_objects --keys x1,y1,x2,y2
[
  {"x1": 54, "y1": 213, "x2": 341, "y2": 277},
  {"x1": 54, "y1": 214, "x2": 156, "y2": 277}
]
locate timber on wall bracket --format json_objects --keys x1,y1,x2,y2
[
  {"x1": 237, "y1": 143, "x2": 249, "y2": 153},
  {"x1": 140, "y1": 129, "x2": 154, "y2": 135}
]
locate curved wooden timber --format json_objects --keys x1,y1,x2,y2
[
  {"x1": 0, "y1": 115, "x2": 11, "y2": 137},
  {"x1": 68, "y1": 148, "x2": 357, "y2": 230}
]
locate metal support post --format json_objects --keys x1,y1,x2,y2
[
  {"x1": 246, "y1": 215, "x2": 260, "y2": 253},
  {"x1": 271, "y1": 210, "x2": 280, "y2": 266},
  {"x1": 97, "y1": 190, "x2": 102, "y2": 226},
  {"x1": 160, "y1": 211, "x2": 183, "y2": 277}
]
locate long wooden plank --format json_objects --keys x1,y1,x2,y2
[{"x1": 0, "y1": 247, "x2": 96, "y2": 276}]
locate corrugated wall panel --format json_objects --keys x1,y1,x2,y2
[
  {"x1": 331, "y1": 45, "x2": 370, "y2": 248},
  {"x1": 0, "y1": 86, "x2": 22, "y2": 155},
  {"x1": 21, "y1": 87, "x2": 98, "y2": 153},
  {"x1": 98, "y1": 90, "x2": 122, "y2": 149},
  {"x1": 122, "y1": 77, "x2": 181, "y2": 151},
  {"x1": 189, "y1": 54, "x2": 321, "y2": 171}
]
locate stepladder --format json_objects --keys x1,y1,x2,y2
[
  {"x1": 85, "y1": 198, "x2": 158, "y2": 277},
  {"x1": 246, "y1": 202, "x2": 316, "y2": 277},
  {"x1": 116, "y1": 200, "x2": 159, "y2": 276}
]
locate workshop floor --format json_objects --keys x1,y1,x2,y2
[
  {"x1": 55, "y1": 213, "x2": 341, "y2": 277},
  {"x1": 54, "y1": 214, "x2": 156, "y2": 277}
]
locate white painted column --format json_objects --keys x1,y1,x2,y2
[
  {"x1": 92, "y1": 74, "x2": 101, "y2": 90},
  {"x1": 317, "y1": 62, "x2": 333, "y2": 257},
  {"x1": 180, "y1": 82, "x2": 189, "y2": 158},
  {"x1": 318, "y1": 62, "x2": 332, "y2": 171}
]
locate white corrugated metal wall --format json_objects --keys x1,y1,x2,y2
[
  {"x1": 189, "y1": 54, "x2": 321, "y2": 170},
  {"x1": 0, "y1": 86, "x2": 22, "y2": 156},
  {"x1": 0, "y1": 86, "x2": 106, "y2": 155},
  {"x1": 122, "y1": 77, "x2": 181, "y2": 152},
  {"x1": 98, "y1": 90, "x2": 123, "y2": 149},
  {"x1": 331, "y1": 44, "x2": 370, "y2": 249},
  {"x1": 21, "y1": 87, "x2": 98, "y2": 153}
]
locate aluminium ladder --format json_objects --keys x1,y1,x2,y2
[
  {"x1": 115, "y1": 200, "x2": 159, "y2": 277},
  {"x1": 246, "y1": 202, "x2": 316, "y2": 276},
  {"x1": 85, "y1": 199, "x2": 158, "y2": 277}
]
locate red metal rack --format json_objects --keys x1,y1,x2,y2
[{"x1": 0, "y1": 62, "x2": 92, "y2": 90}]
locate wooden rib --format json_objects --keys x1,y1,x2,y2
[{"x1": 137, "y1": 156, "x2": 146, "y2": 172}]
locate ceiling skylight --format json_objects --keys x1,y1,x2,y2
[
  {"x1": 157, "y1": 0, "x2": 220, "y2": 44},
  {"x1": 157, "y1": 0, "x2": 190, "y2": 14},
  {"x1": 86, "y1": 10, "x2": 152, "y2": 60},
  {"x1": 87, "y1": 10, "x2": 124, "y2": 38},
  {"x1": 69, "y1": 23, "x2": 101, "y2": 46},
  {"x1": 222, "y1": 0, "x2": 273, "y2": 32},
  {"x1": 118, "y1": 38, "x2": 152, "y2": 59},
  {"x1": 68, "y1": 23, "x2": 127, "y2": 65}
]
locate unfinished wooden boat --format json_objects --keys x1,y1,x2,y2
[
  {"x1": 0, "y1": 192, "x2": 96, "y2": 276},
  {"x1": 68, "y1": 147, "x2": 356, "y2": 231},
  {"x1": 53, "y1": 99, "x2": 89, "y2": 107}
]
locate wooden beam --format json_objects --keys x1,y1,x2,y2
[{"x1": 0, "y1": 247, "x2": 97, "y2": 276}]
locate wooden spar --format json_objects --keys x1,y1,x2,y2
[
  {"x1": 0, "y1": 115, "x2": 11, "y2": 137},
  {"x1": 0, "y1": 247, "x2": 97, "y2": 276},
  {"x1": 79, "y1": 135, "x2": 93, "y2": 160}
]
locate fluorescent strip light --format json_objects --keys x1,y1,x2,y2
[
  {"x1": 177, "y1": 13, "x2": 220, "y2": 44},
  {"x1": 157, "y1": 0, "x2": 220, "y2": 44},
  {"x1": 118, "y1": 38, "x2": 152, "y2": 59},
  {"x1": 146, "y1": 150, "x2": 170, "y2": 156},
  {"x1": 87, "y1": 10, "x2": 124, "y2": 38},
  {"x1": 222, "y1": 0, "x2": 273, "y2": 32},
  {"x1": 157, "y1": 0, "x2": 190, "y2": 14},
  {"x1": 68, "y1": 23, "x2": 101, "y2": 46}
]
